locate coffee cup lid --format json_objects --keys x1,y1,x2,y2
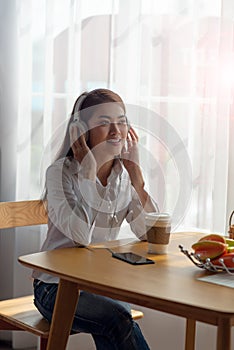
[{"x1": 145, "y1": 212, "x2": 171, "y2": 224}]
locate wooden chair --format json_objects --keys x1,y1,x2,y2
[{"x1": 0, "y1": 200, "x2": 144, "y2": 350}]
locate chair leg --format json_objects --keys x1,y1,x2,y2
[
  {"x1": 185, "y1": 318, "x2": 196, "y2": 350},
  {"x1": 40, "y1": 337, "x2": 48, "y2": 350}
]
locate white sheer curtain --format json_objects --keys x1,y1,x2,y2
[{"x1": 15, "y1": 0, "x2": 234, "y2": 233}]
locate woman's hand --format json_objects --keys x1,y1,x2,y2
[
  {"x1": 70, "y1": 123, "x2": 96, "y2": 181},
  {"x1": 122, "y1": 127, "x2": 140, "y2": 170},
  {"x1": 122, "y1": 127, "x2": 157, "y2": 212},
  {"x1": 121, "y1": 127, "x2": 143, "y2": 188}
]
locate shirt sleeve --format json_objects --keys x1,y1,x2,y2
[{"x1": 46, "y1": 162, "x2": 104, "y2": 246}]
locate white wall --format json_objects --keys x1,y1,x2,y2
[
  {"x1": 0, "y1": 0, "x2": 18, "y2": 343},
  {"x1": 0, "y1": 2, "x2": 42, "y2": 346}
]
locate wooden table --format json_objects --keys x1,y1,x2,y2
[{"x1": 18, "y1": 232, "x2": 234, "y2": 350}]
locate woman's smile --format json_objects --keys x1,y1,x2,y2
[
  {"x1": 106, "y1": 138, "x2": 122, "y2": 145},
  {"x1": 87, "y1": 103, "x2": 128, "y2": 158}
]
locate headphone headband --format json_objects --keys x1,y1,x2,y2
[
  {"x1": 72, "y1": 91, "x2": 129, "y2": 128},
  {"x1": 73, "y1": 93, "x2": 88, "y2": 122}
]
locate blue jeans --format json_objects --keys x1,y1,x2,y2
[{"x1": 33, "y1": 280, "x2": 150, "y2": 350}]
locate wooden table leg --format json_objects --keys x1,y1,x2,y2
[
  {"x1": 46, "y1": 279, "x2": 79, "y2": 350},
  {"x1": 185, "y1": 318, "x2": 196, "y2": 350},
  {"x1": 217, "y1": 318, "x2": 231, "y2": 350}
]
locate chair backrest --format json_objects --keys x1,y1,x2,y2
[{"x1": 0, "y1": 200, "x2": 48, "y2": 229}]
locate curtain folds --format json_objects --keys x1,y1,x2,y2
[{"x1": 15, "y1": 0, "x2": 234, "y2": 233}]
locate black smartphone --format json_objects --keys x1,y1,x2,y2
[{"x1": 111, "y1": 252, "x2": 155, "y2": 265}]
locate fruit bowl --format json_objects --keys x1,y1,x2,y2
[{"x1": 179, "y1": 244, "x2": 234, "y2": 275}]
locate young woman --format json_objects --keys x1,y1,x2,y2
[{"x1": 33, "y1": 88, "x2": 158, "y2": 349}]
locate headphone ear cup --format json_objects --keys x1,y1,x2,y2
[
  {"x1": 70, "y1": 120, "x2": 89, "y2": 142},
  {"x1": 79, "y1": 121, "x2": 89, "y2": 141}
]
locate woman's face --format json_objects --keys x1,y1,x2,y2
[{"x1": 87, "y1": 103, "x2": 128, "y2": 159}]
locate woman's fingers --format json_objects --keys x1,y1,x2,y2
[
  {"x1": 126, "y1": 126, "x2": 138, "y2": 150},
  {"x1": 70, "y1": 124, "x2": 87, "y2": 148},
  {"x1": 69, "y1": 124, "x2": 78, "y2": 147},
  {"x1": 128, "y1": 127, "x2": 139, "y2": 142},
  {"x1": 69, "y1": 123, "x2": 90, "y2": 164}
]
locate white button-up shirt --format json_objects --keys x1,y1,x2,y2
[{"x1": 33, "y1": 157, "x2": 157, "y2": 282}]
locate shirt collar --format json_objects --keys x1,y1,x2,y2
[{"x1": 64, "y1": 156, "x2": 124, "y2": 178}]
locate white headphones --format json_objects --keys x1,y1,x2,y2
[{"x1": 70, "y1": 93, "x2": 89, "y2": 141}]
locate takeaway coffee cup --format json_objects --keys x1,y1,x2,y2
[{"x1": 145, "y1": 213, "x2": 171, "y2": 254}]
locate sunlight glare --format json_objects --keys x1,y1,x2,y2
[{"x1": 219, "y1": 60, "x2": 234, "y2": 88}]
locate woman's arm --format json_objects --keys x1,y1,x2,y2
[
  {"x1": 46, "y1": 160, "x2": 103, "y2": 246},
  {"x1": 122, "y1": 127, "x2": 158, "y2": 213},
  {"x1": 128, "y1": 165, "x2": 158, "y2": 212}
]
